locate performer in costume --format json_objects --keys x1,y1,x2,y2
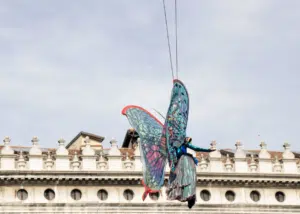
[
  {"x1": 122, "y1": 79, "x2": 214, "y2": 208},
  {"x1": 166, "y1": 137, "x2": 214, "y2": 209}
]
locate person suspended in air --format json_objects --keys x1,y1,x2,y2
[{"x1": 122, "y1": 79, "x2": 215, "y2": 209}]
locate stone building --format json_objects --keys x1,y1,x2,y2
[{"x1": 0, "y1": 131, "x2": 300, "y2": 213}]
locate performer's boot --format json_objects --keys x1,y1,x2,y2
[{"x1": 187, "y1": 197, "x2": 196, "y2": 209}]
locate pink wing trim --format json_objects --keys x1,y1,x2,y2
[{"x1": 122, "y1": 105, "x2": 164, "y2": 126}]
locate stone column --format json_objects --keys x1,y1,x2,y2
[
  {"x1": 28, "y1": 136, "x2": 43, "y2": 170},
  {"x1": 17, "y1": 151, "x2": 26, "y2": 170},
  {"x1": 0, "y1": 137, "x2": 15, "y2": 170},
  {"x1": 123, "y1": 152, "x2": 134, "y2": 170},
  {"x1": 55, "y1": 138, "x2": 70, "y2": 170},
  {"x1": 44, "y1": 151, "x2": 54, "y2": 170},
  {"x1": 234, "y1": 141, "x2": 247, "y2": 172},
  {"x1": 258, "y1": 142, "x2": 272, "y2": 173},
  {"x1": 81, "y1": 137, "x2": 96, "y2": 170},
  {"x1": 71, "y1": 152, "x2": 81, "y2": 170},
  {"x1": 97, "y1": 151, "x2": 108, "y2": 170},
  {"x1": 282, "y1": 142, "x2": 297, "y2": 173},
  {"x1": 208, "y1": 141, "x2": 223, "y2": 172},
  {"x1": 107, "y1": 138, "x2": 122, "y2": 171}
]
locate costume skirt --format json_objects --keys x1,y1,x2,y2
[{"x1": 166, "y1": 154, "x2": 197, "y2": 202}]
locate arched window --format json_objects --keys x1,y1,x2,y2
[
  {"x1": 97, "y1": 189, "x2": 108, "y2": 201},
  {"x1": 275, "y1": 191, "x2": 285, "y2": 202},
  {"x1": 250, "y1": 191, "x2": 260, "y2": 202},
  {"x1": 71, "y1": 189, "x2": 82, "y2": 201},
  {"x1": 225, "y1": 190, "x2": 235, "y2": 202},
  {"x1": 200, "y1": 190, "x2": 211, "y2": 201},
  {"x1": 149, "y1": 192, "x2": 160, "y2": 201},
  {"x1": 17, "y1": 189, "x2": 28, "y2": 201},
  {"x1": 123, "y1": 189, "x2": 134, "y2": 201},
  {"x1": 44, "y1": 189, "x2": 55, "y2": 201}
]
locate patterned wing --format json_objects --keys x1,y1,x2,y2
[
  {"x1": 122, "y1": 105, "x2": 167, "y2": 194},
  {"x1": 162, "y1": 79, "x2": 189, "y2": 171}
]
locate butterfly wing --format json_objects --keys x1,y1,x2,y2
[
  {"x1": 163, "y1": 79, "x2": 189, "y2": 171},
  {"x1": 122, "y1": 105, "x2": 167, "y2": 199}
]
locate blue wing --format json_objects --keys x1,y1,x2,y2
[
  {"x1": 122, "y1": 105, "x2": 167, "y2": 197},
  {"x1": 162, "y1": 79, "x2": 189, "y2": 171}
]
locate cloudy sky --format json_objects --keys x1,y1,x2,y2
[{"x1": 0, "y1": 1, "x2": 299, "y2": 152}]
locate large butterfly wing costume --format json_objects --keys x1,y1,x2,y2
[
  {"x1": 122, "y1": 105, "x2": 167, "y2": 200},
  {"x1": 122, "y1": 79, "x2": 190, "y2": 200},
  {"x1": 162, "y1": 79, "x2": 189, "y2": 172}
]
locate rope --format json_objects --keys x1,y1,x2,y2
[
  {"x1": 175, "y1": 0, "x2": 179, "y2": 79},
  {"x1": 162, "y1": 0, "x2": 175, "y2": 80}
]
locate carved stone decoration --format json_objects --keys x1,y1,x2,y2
[
  {"x1": 123, "y1": 152, "x2": 134, "y2": 170},
  {"x1": 208, "y1": 141, "x2": 223, "y2": 172},
  {"x1": 235, "y1": 141, "x2": 246, "y2": 158},
  {"x1": 44, "y1": 151, "x2": 54, "y2": 170},
  {"x1": 71, "y1": 152, "x2": 81, "y2": 170},
  {"x1": 82, "y1": 136, "x2": 95, "y2": 156},
  {"x1": 108, "y1": 138, "x2": 121, "y2": 156},
  {"x1": 29, "y1": 136, "x2": 42, "y2": 155},
  {"x1": 259, "y1": 142, "x2": 271, "y2": 159},
  {"x1": 198, "y1": 154, "x2": 208, "y2": 172},
  {"x1": 97, "y1": 151, "x2": 108, "y2": 170},
  {"x1": 56, "y1": 138, "x2": 68, "y2": 156},
  {"x1": 297, "y1": 160, "x2": 300, "y2": 173},
  {"x1": 17, "y1": 151, "x2": 26, "y2": 170},
  {"x1": 282, "y1": 142, "x2": 295, "y2": 159},
  {"x1": 1, "y1": 136, "x2": 14, "y2": 155},
  {"x1": 249, "y1": 154, "x2": 258, "y2": 172},
  {"x1": 224, "y1": 154, "x2": 233, "y2": 172},
  {"x1": 273, "y1": 156, "x2": 282, "y2": 173}
]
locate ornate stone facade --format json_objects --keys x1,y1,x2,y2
[{"x1": 0, "y1": 133, "x2": 299, "y2": 213}]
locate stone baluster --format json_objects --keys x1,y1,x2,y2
[
  {"x1": 81, "y1": 136, "x2": 96, "y2": 170},
  {"x1": 249, "y1": 154, "x2": 258, "y2": 172},
  {"x1": 97, "y1": 151, "x2": 108, "y2": 170},
  {"x1": 55, "y1": 138, "x2": 70, "y2": 170},
  {"x1": 282, "y1": 142, "x2": 297, "y2": 173},
  {"x1": 134, "y1": 138, "x2": 143, "y2": 172},
  {"x1": 28, "y1": 136, "x2": 43, "y2": 170},
  {"x1": 0, "y1": 137, "x2": 15, "y2": 170},
  {"x1": 273, "y1": 156, "x2": 282, "y2": 173},
  {"x1": 123, "y1": 152, "x2": 134, "y2": 170},
  {"x1": 234, "y1": 141, "x2": 247, "y2": 172},
  {"x1": 198, "y1": 154, "x2": 208, "y2": 172},
  {"x1": 208, "y1": 141, "x2": 223, "y2": 172},
  {"x1": 224, "y1": 154, "x2": 233, "y2": 172},
  {"x1": 71, "y1": 152, "x2": 81, "y2": 170},
  {"x1": 258, "y1": 142, "x2": 272, "y2": 173},
  {"x1": 17, "y1": 151, "x2": 26, "y2": 170},
  {"x1": 107, "y1": 138, "x2": 122, "y2": 171},
  {"x1": 44, "y1": 151, "x2": 54, "y2": 170},
  {"x1": 297, "y1": 160, "x2": 300, "y2": 173}
]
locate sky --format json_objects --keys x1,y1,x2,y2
[{"x1": 0, "y1": 1, "x2": 299, "y2": 152}]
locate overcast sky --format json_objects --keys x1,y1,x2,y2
[{"x1": 0, "y1": 1, "x2": 299, "y2": 152}]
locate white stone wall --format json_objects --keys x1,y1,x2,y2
[{"x1": 0, "y1": 136, "x2": 300, "y2": 213}]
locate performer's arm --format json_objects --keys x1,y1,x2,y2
[{"x1": 185, "y1": 137, "x2": 215, "y2": 152}]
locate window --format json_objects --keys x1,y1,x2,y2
[
  {"x1": 149, "y1": 192, "x2": 159, "y2": 201},
  {"x1": 44, "y1": 189, "x2": 55, "y2": 201},
  {"x1": 123, "y1": 189, "x2": 134, "y2": 201},
  {"x1": 225, "y1": 190, "x2": 235, "y2": 202},
  {"x1": 275, "y1": 191, "x2": 285, "y2": 202},
  {"x1": 250, "y1": 191, "x2": 260, "y2": 202},
  {"x1": 71, "y1": 189, "x2": 82, "y2": 201},
  {"x1": 17, "y1": 189, "x2": 28, "y2": 201},
  {"x1": 97, "y1": 189, "x2": 108, "y2": 201},
  {"x1": 200, "y1": 190, "x2": 211, "y2": 201}
]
